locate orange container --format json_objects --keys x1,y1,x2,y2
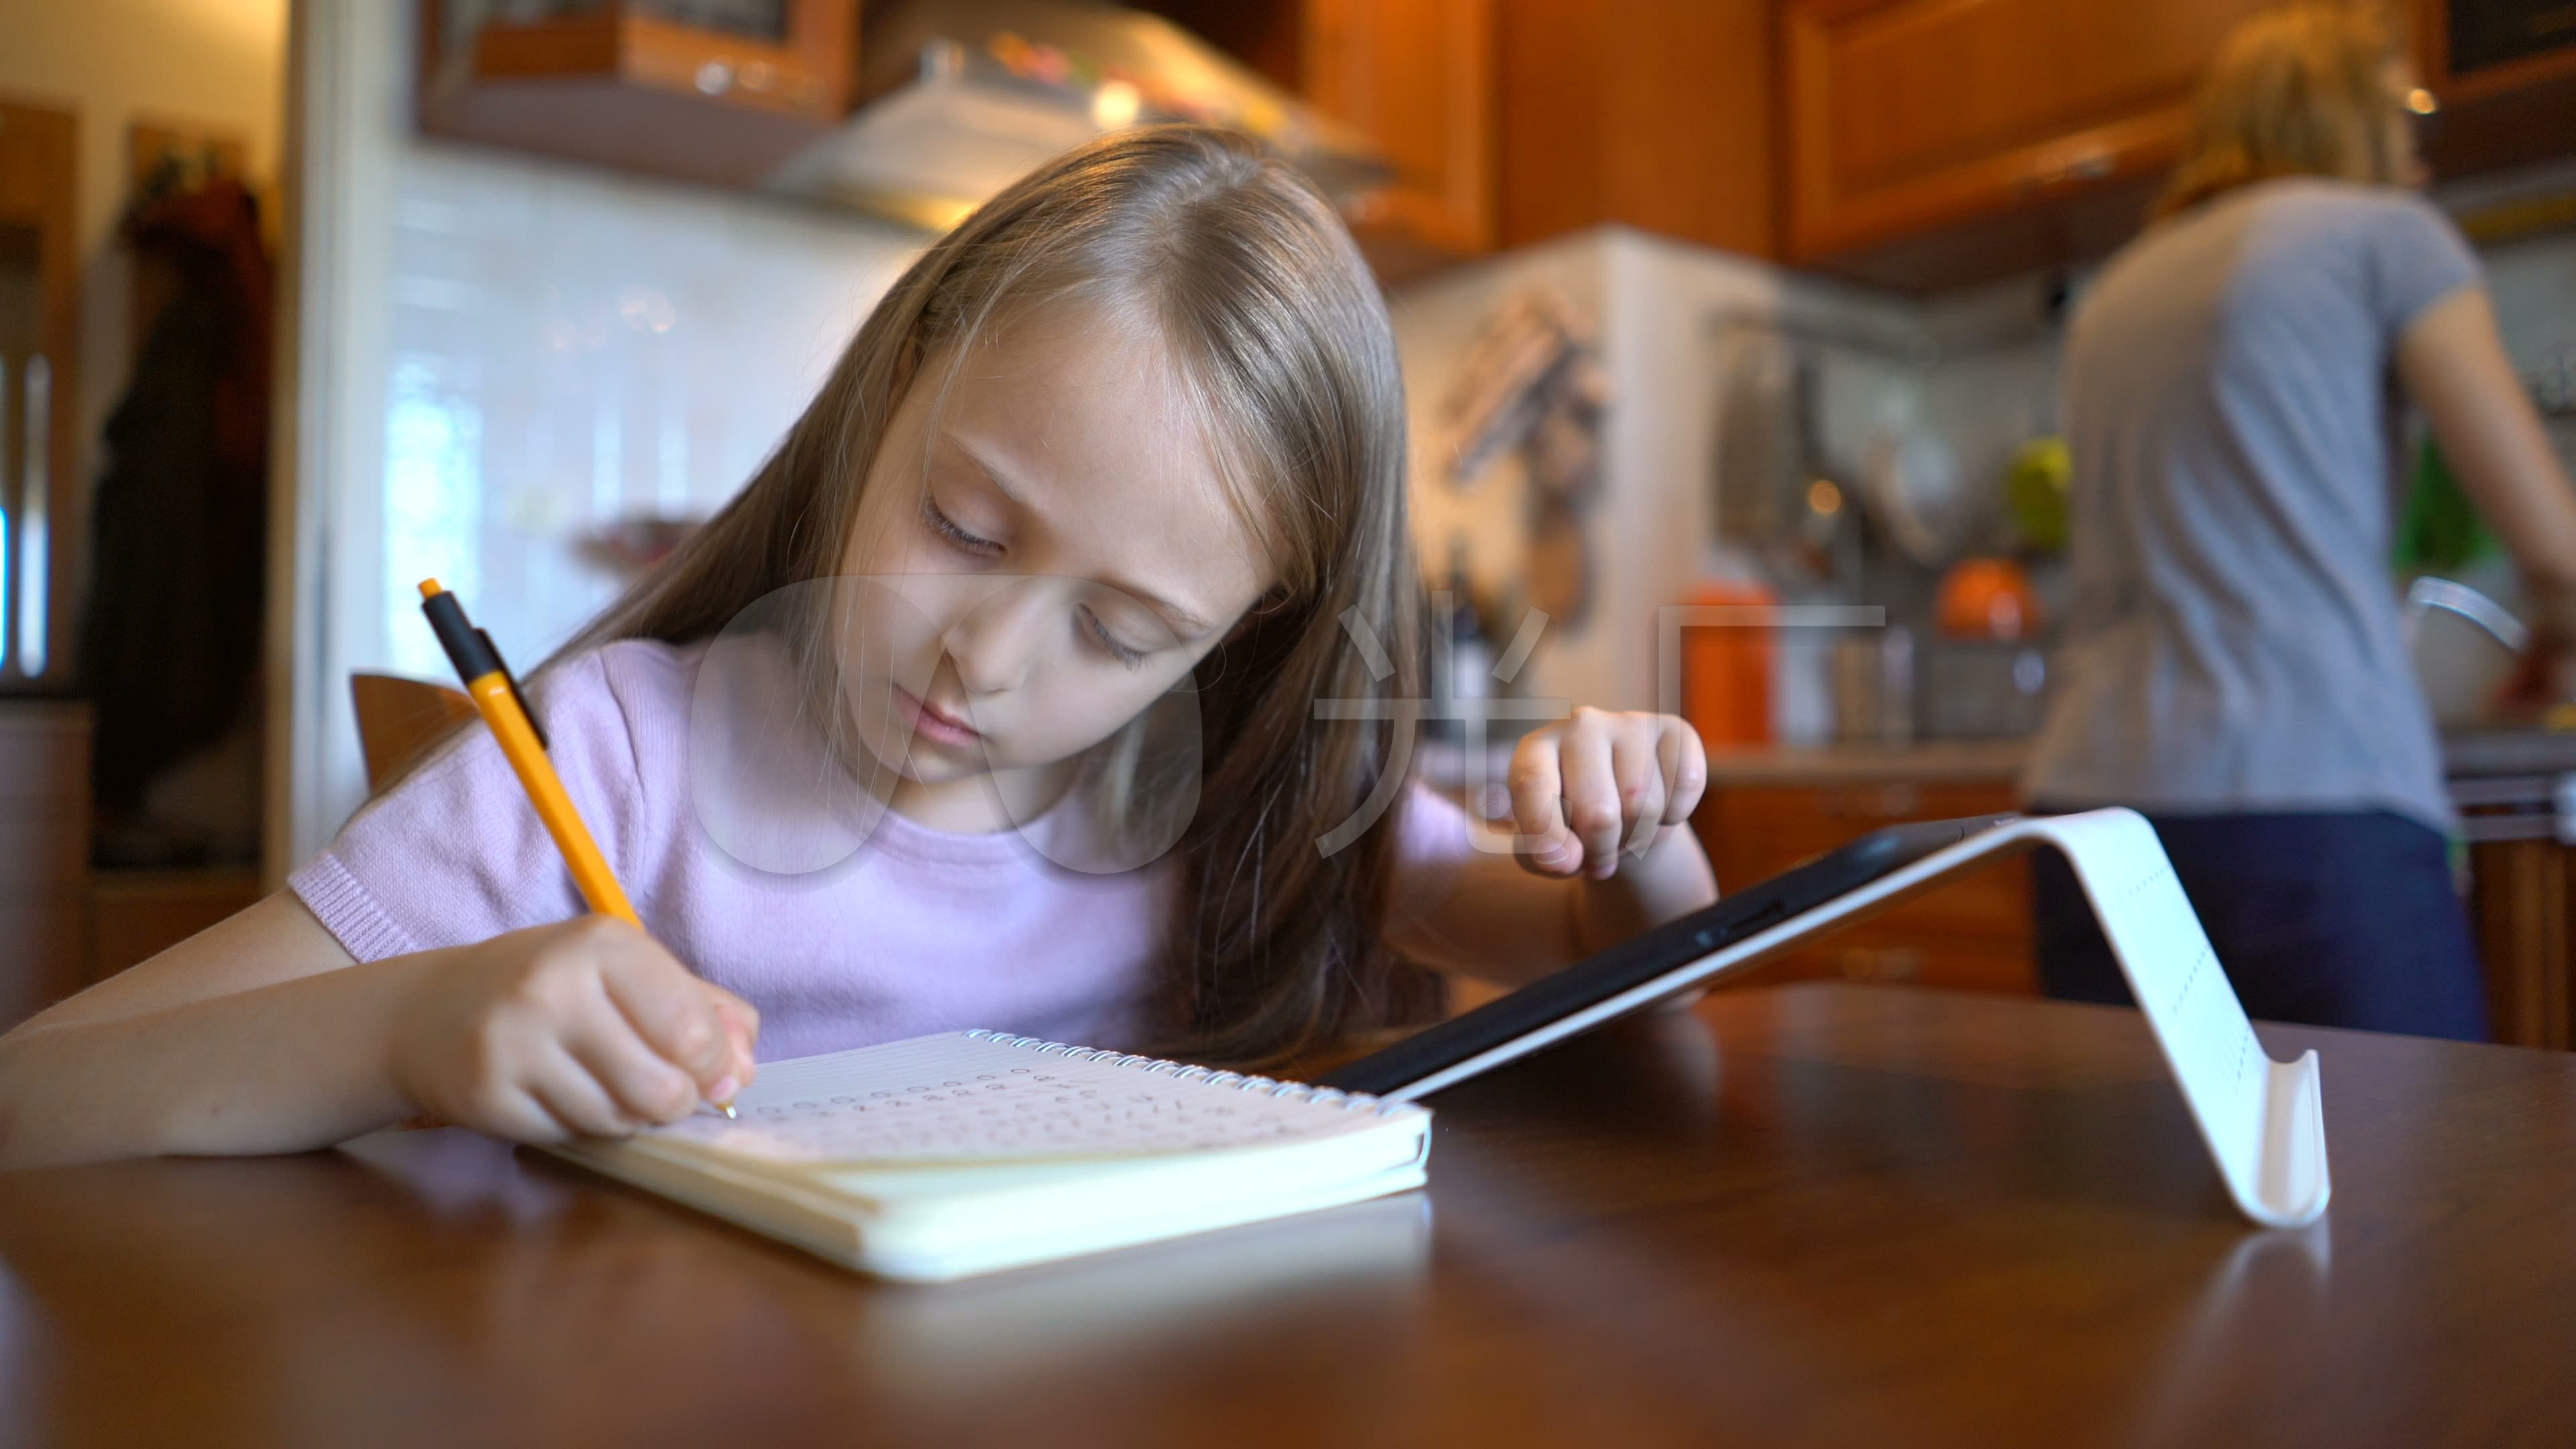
[{"x1": 1678, "y1": 582, "x2": 1774, "y2": 747}]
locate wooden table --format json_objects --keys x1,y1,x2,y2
[{"x1": 3, "y1": 984, "x2": 2572, "y2": 1448}]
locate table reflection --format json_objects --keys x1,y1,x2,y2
[{"x1": 0, "y1": 1128, "x2": 1437, "y2": 1443}]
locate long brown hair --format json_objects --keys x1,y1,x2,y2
[
  {"x1": 2155, "y1": 3, "x2": 2415, "y2": 220},
  {"x1": 559, "y1": 126, "x2": 1425, "y2": 1067}
]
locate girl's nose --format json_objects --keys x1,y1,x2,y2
[{"x1": 941, "y1": 577, "x2": 1050, "y2": 696}]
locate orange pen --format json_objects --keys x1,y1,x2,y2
[{"x1": 417, "y1": 579, "x2": 735, "y2": 1118}]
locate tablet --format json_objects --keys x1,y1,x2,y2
[{"x1": 1319, "y1": 813, "x2": 2017, "y2": 1100}]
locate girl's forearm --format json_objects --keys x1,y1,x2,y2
[
  {"x1": 0, "y1": 952, "x2": 434, "y2": 1169},
  {"x1": 1395, "y1": 828, "x2": 1720, "y2": 988},
  {"x1": 1571, "y1": 827, "x2": 1719, "y2": 958}
]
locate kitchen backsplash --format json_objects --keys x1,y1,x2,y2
[
  {"x1": 377, "y1": 150, "x2": 920, "y2": 683},
  {"x1": 282, "y1": 0, "x2": 927, "y2": 859}
]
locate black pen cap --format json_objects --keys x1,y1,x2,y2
[{"x1": 418, "y1": 579, "x2": 502, "y2": 683}]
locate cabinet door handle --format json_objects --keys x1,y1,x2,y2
[{"x1": 2019, "y1": 149, "x2": 2115, "y2": 195}]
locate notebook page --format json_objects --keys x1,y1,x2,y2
[{"x1": 639, "y1": 1032, "x2": 1417, "y2": 1167}]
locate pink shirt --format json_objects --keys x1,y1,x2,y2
[{"x1": 291, "y1": 638, "x2": 1474, "y2": 1060}]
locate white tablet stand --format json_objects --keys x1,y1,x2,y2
[{"x1": 1409, "y1": 808, "x2": 2332, "y2": 1228}]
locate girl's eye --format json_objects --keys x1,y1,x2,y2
[
  {"x1": 922, "y1": 495, "x2": 1002, "y2": 556},
  {"x1": 1082, "y1": 606, "x2": 1147, "y2": 669}
]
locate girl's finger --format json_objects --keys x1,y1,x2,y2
[
  {"x1": 527, "y1": 1042, "x2": 645, "y2": 1138},
  {"x1": 703, "y1": 985, "x2": 760, "y2": 1094},
  {"x1": 1611, "y1": 720, "x2": 1668, "y2": 857},
  {"x1": 563, "y1": 998, "x2": 702, "y2": 1124},
  {"x1": 1560, "y1": 716, "x2": 1623, "y2": 878},
  {"x1": 1662, "y1": 718, "x2": 1709, "y2": 826},
  {"x1": 476, "y1": 1084, "x2": 580, "y2": 1145},
  {"x1": 1506, "y1": 734, "x2": 1581, "y2": 874},
  {"x1": 597, "y1": 944, "x2": 737, "y2": 1093}
]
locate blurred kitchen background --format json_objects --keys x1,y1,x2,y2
[{"x1": 11, "y1": 0, "x2": 2576, "y2": 1040}]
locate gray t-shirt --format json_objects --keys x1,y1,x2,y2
[{"x1": 2021, "y1": 178, "x2": 2481, "y2": 830}]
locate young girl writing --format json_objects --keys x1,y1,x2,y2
[{"x1": 0, "y1": 127, "x2": 1715, "y2": 1168}]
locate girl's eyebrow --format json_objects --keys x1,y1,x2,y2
[
  {"x1": 945, "y1": 434, "x2": 1222, "y2": 640},
  {"x1": 1116, "y1": 589, "x2": 1219, "y2": 642}
]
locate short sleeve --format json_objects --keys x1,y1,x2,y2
[
  {"x1": 1381, "y1": 780, "x2": 1478, "y2": 934},
  {"x1": 1395, "y1": 780, "x2": 1477, "y2": 869},
  {"x1": 2371, "y1": 195, "x2": 2481, "y2": 337},
  {"x1": 288, "y1": 651, "x2": 647, "y2": 962}
]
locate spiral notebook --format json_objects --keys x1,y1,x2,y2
[{"x1": 543, "y1": 1030, "x2": 1434, "y2": 1281}]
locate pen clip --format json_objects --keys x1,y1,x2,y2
[{"x1": 480, "y1": 627, "x2": 549, "y2": 752}]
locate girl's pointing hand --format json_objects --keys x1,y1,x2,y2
[{"x1": 1507, "y1": 708, "x2": 1709, "y2": 879}]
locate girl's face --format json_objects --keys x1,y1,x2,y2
[{"x1": 833, "y1": 311, "x2": 1279, "y2": 817}]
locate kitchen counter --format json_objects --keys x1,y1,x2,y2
[
  {"x1": 1413, "y1": 736, "x2": 2032, "y2": 800},
  {"x1": 2440, "y1": 726, "x2": 2576, "y2": 779},
  {"x1": 1702, "y1": 731, "x2": 2576, "y2": 787},
  {"x1": 1701, "y1": 739, "x2": 2030, "y2": 784},
  {"x1": 1425, "y1": 729, "x2": 2575, "y2": 796},
  {"x1": 1689, "y1": 731, "x2": 2576, "y2": 787}
]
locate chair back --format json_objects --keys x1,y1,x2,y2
[{"x1": 350, "y1": 672, "x2": 478, "y2": 794}]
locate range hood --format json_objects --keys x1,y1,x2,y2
[{"x1": 763, "y1": 0, "x2": 1391, "y2": 231}]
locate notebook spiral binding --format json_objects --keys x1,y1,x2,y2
[{"x1": 963, "y1": 1030, "x2": 1415, "y2": 1117}]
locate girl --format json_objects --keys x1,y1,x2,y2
[
  {"x1": 0, "y1": 127, "x2": 1715, "y2": 1168},
  {"x1": 2022, "y1": 6, "x2": 2576, "y2": 1038}
]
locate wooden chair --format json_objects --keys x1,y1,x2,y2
[{"x1": 350, "y1": 672, "x2": 478, "y2": 794}]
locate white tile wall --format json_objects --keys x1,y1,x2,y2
[
  {"x1": 285, "y1": 1, "x2": 924, "y2": 861},
  {"x1": 377, "y1": 150, "x2": 921, "y2": 681}
]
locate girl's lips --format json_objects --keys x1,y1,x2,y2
[{"x1": 894, "y1": 686, "x2": 981, "y2": 746}]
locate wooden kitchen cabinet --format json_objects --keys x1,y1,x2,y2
[
  {"x1": 2412, "y1": 0, "x2": 2576, "y2": 181},
  {"x1": 1138, "y1": 0, "x2": 1494, "y2": 278},
  {"x1": 1780, "y1": 0, "x2": 2262, "y2": 291},
  {"x1": 1303, "y1": 0, "x2": 1495, "y2": 274},
  {"x1": 2467, "y1": 838, "x2": 2574, "y2": 1049},
  {"x1": 0, "y1": 702, "x2": 90, "y2": 1030},
  {"x1": 418, "y1": 0, "x2": 859, "y2": 190},
  {"x1": 87, "y1": 869, "x2": 263, "y2": 985},
  {"x1": 1495, "y1": 0, "x2": 1776, "y2": 259},
  {"x1": 1292, "y1": 0, "x2": 1779, "y2": 272},
  {"x1": 1165, "y1": 0, "x2": 1775, "y2": 267},
  {"x1": 1694, "y1": 776, "x2": 2037, "y2": 996}
]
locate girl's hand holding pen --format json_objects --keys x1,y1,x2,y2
[
  {"x1": 1508, "y1": 708, "x2": 1710, "y2": 880},
  {"x1": 388, "y1": 916, "x2": 759, "y2": 1142}
]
